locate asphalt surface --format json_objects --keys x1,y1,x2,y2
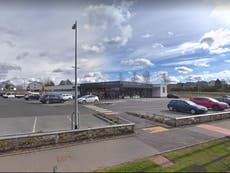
[
  {"x1": 0, "y1": 98, "x2": 110, "y2": 136},
  {"x1": 99, "y1": 98, "x2": 230, "y2": 118}
]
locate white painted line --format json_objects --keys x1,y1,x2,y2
[
  {"x1": 67, "y1": 115, "x2": 75, "y2": 126},
  {"x1": 32, "y1": 116, "x2": 37, "y2": 133}
]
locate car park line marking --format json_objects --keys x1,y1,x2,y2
[
  {"x1": 32, "y1": 116, "x2": 37, "y2": 133},
  {"x1": 84, "y1": 105, "x2": 113, "y2": 113},
  {"x1": 143, "y1": 126, "x2": 168, "y2": 133},
  {"x1": 67, "y1": 115, "x2": 75, "y2": 126},
  {"x1": 104, "y1": 112, "x2": 119, "y2": 115},
  {"x1": 197, "y1": 124, "x2": 230, "y2": 135}
]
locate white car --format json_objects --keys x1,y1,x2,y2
[
  {"x1": 3, "y1": 92, "x2": 16, "y2": 98},
  {"x1": 61, "y1": 93, "x2": 73, "y2": 100},
  {"x1": 78, "y1": 95, "x2": 99, "y2": 104}
]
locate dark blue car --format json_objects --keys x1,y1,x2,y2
[
  {"x1": 215, "y1": 97, "x2": 230, "y2": 106},
  {"x1": 167, "y1": 99, "x2": 208, "y2": 114}
]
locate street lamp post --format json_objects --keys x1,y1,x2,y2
[{"x1": 72, "y1": 20, "x2": 79, "y2": 129}]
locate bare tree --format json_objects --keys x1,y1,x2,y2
[
  {"x1": 157, "y1": 72, "x2": 168, "y2": 84},
  {"x1": 143, "y1": 71, "x2": 150, "y2": 84},
  {"x1": 131, "y1": 72, "x2": 138, "y2": 82}
]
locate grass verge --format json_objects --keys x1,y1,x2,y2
[{"x1": 99, "y1": 137, "x2": 230, "y2": 172}]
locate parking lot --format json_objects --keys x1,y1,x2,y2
[
  {"x1": 98, "y1": 98, "x2": 230, "y2": 118},
  {"x1": 0, "y1": 98, "x2": 110, "y2": 136}
]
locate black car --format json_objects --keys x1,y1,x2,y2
[
  {"x1": 216, "y1": 97, "x2": 230, "y2": 106},
  {"x1": 24, "y1": 93, "x2": 40, "y2": 100},
  {"x1": 167, "y1": 94, "x2": 179, "y2": 98},
  {"x1": 40, "y1": 94, "x2": 65, "y2": 104},
  {"x1": 167, "y1": 99, "x2": 208, "y2": 114}
]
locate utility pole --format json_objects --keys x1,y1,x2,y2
[{"x1": 72, "y1": 21, "x2": 79, "y2": 129}]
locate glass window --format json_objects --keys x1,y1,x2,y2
[{"x1": 162, "y1": 87, "x2": 165, "y2": 93}]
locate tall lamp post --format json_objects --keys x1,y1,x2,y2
[{"x1": 72, "y1": 20, "x2": 79, "y2": 129}]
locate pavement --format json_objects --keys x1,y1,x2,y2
[{"x1": 0, "y1": 110, "x2": 229, "y2": 172}]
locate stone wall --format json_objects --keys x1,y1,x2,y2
[
  {"x1": 175, "y1": 112, "x2": 230, "y2": 126},
  {"x1": 126, "y1": 111, "x2": 230, "y2": 127},
  {"x1": 0, "y1": 124, "x2": 134, "y2": 153}
]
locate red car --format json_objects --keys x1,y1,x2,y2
[{"x1": 189, "y1": 97, "x2": 229, "y2": 111}]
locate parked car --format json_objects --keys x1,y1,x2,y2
[
  {"x1": 24, "y1": 92, "x2": 40, "y2": 100},
  {"x1": 167, "y1": 94, "x2": 179, "y2": 98},
  {"x1": 2, "y1": 92, "x2": 15, "y2": 98},
  {"x1": 168, "y1": 99, "x2": 208, "y2": 114},
  {"x1": 215, "y1": 97, "x2": 230, "y2": 106},
  {"x1": 40, "y1": 94, "x2": 65, "y2": 104},
  {"x1": 60, "y1": 93, "x2": 73, "y2": 100},
  {"x1": 78, "y1": 95, "x2": 99, "y2": 104},
  {"x1": 189, "y1": 97, "x2": 229, "y2": 111}
]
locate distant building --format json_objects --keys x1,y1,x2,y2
[
  {"x1": 80, "y1": 81, "x2": 167, "y2": 99},
  {"x1": 44, "y1": 84, "x2": 80, "y2": 96},
  {"x1": 44, "y1": 81, "x2": 167, "y2": 99},
  {"x1": 0, "y1": 81, "x2": 16, "y2": 91},
  {"x1": 27, "y1": 81, "x2": 43, "y2": 92}
]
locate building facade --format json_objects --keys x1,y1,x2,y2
[
  {"x1": 27, "y1": 81, "x2": 43, "y2": 92},
  {"x1": 44, "y1": 81, "x2": 167, "y2": 99},
  {"x1": 80, "y1": 81, "x2": 167, "y2": 99}
]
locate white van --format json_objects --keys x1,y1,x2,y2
[{"x1": 3, "y1": 92, "x2": 16, "y2": 98}]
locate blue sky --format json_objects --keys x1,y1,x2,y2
[{"x1": 0, "y1": 0, "x2": 230, "y2": 85}]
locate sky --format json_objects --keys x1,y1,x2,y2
[{"x1": 1, "y1": 0, "x2": 230, "y2": 86}]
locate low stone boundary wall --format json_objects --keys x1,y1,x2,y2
[
  {"x1": 126, "y1": 111, "x2": 230, "y2": 127},
  {"x1": 174, "y1": 112, "x2": 230, "y2": 126},
  {"x1": 0, "y1": 124, "x2": 134, "y2": 153}
]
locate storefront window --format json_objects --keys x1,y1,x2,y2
[{"x1": 162, "y1": 87, "x2": 165, "y2": 93}]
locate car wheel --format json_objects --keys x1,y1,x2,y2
[
  {"x1": 212, "y1": 105, "x2": 220, "y2": 111},
  {"x1": 82, "y1": 100, "x2": 86, "y2": 104},
  {"x1": 46, "y1": 100, "x2": 50, "y2": 104},
  {"x1": 168, "y1": 106, "x2": 174, "y2": 111},
  {"x1": 94, "y1": 100, "x2": 99, "y2": 104},
  {"x1": 190, "y1": 109, "x2": 196, "y2": 115}
]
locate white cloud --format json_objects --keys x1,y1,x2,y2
[
  {"x1": 132, "y1": 29, "x2": 230, "y2": 63},
  {"x1": 130, "y1": 74, "x2": 144, "y2": 83},
  {"x1": 81, "y1": 43, "x2": 104, "y2": 53},
  {"x1": 141, "y1": 33, "x2": 152, "y2": 38},
  {"x1": 121, "y1": 58, "x2": 154, "y2": 69},
  {"x1": 152, "y1": 43, "x2": 164, "y2": 49},
  {"x1": 85, "y1": 3, "x2": 133, "y2": 46},
  {"x1": 199, "y1": 29, "x2": 230, "y2": 54},
  {"x1": 185, "y1": 75, "x2": 203, "y2": 81},
  {"x1": 224, "y1": 59, "x2": 230, "y2": 63},
  {"x1": 210, "y1": 2, "x2": 230, "y2": 26},
  {"x1": 79, "y1": 72, "x2": 108, "y2": 83},
  {"x1": 182, "y1": 70, "x2": 230, "y2": 83},
  {"x1": 175, "y1": 66, "x2": 193, "y2": 74},
  {"x1": 155, "y1": 71, "x2": 179, "y2": 84},
  {"x1": 163, "y1": 58, "x2": 213, "y2": 67},
  {"x1": 168, "y1": 32, "x2": 174, "y2": 37}
]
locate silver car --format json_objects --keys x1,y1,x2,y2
[{"x1": 78, "y1": 95, "x2": 99, "y2": 104}]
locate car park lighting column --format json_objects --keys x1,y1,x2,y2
[{"x1": 72, "y1": 20, "x2": 79, "y2": 129}]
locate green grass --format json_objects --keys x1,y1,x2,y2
[{"x1": 99, "y1": 138, "x2": 230, "y2": 172}]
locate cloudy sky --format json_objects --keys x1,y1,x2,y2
[{"x1": 1, "y1": 0, "x2": 230, "y2": 85}]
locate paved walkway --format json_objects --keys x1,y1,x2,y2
[{"x1": 0, "y1": 105, "x2": 229, "y2": 172}]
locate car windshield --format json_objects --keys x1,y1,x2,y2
[
  {"x1": 185, "y1": 100, "x2": 198, "y2": 106},
  {"x1": 208, "y1": 98, "x2": 219, "y2": 102},
  {"x1": 80, "y1": 95, "x2": 90, "y2": 98}
]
